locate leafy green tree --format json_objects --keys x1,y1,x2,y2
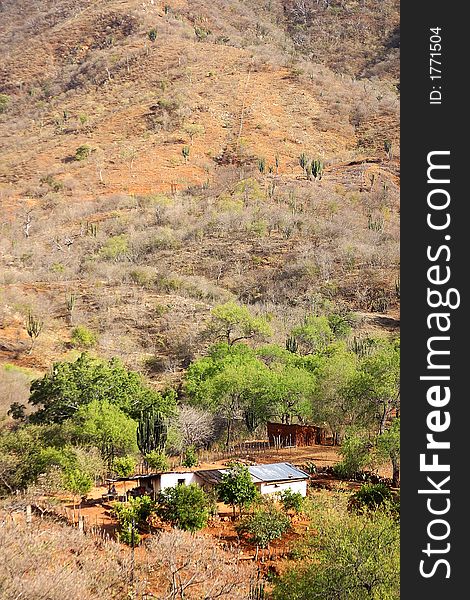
[
  {"x1": 185, "y1": 344, "x2": 273, "y2": 446},
  {"x1": 186, "y1": 343, "x2": 319, "y2": 440},
  {"x1": 145, "y1": 449, "x2": 169, "y2": 471},
  {"x1": 279, "y1": 489, "x2": 304, "y2": 514},
  {"x1": 334, "y1": 427, "x2": 372, "y2": 479},
  {"x1": 207, "y1": 301, "x2": 272, "y2": 346},
  {"x1": 268, "y1": 364, "x2": 315, "y2": 424},
  {"x1": 237, "y1": 502, "x2": 290, "y2": 548},
  {"x1": 273, "y1": 508, "x2": 399, "y2": 600},
  {"x1": 290, "y1": 316, "x2": 334, "y2": 355},
  {"x1": 63, "y1": 468, "x2": 93, "y2": 510},
  {"x1": 28, "y1": 353, "x2": 176, "y2": 423},
  {"x1": 0, "y1": 425, "x2": 74, "y2": 494},
  {"x1": 113, "y1": 455, "x2": 136, "y2": 478},
  {"x1": 113, "y1": 495, "x2": 156, "y2": 544},
  {"x1": 182, "y1": 445, "x2": 198, "y2": 468},
  {"x1": 72, "y1": 400, "x2": 137, "y2": 467},
  {"x1": 313, "y1": 344, "x2": 358, "y2": 444},
  {"x1": 156, "y1": 483, "x2": 209, "y2": 532},
  {"x1": 217, "y1": 463, "x2": 259, "y2": 518},
  {"x1": 348, "y1": 338, "x2": 400, "y2": 434},
  {"x1": 374, "y1": 418, "x2": 400, "y2": 487}
]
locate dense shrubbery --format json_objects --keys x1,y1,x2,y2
[
  {"x1": 273, "y1": 494, "x2": 400, "y2": 599},
  {"x1": 156, "y1": 483, "x2": 210, "y2": 532}
]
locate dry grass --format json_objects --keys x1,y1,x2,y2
[
  {"x1": 0, "y1": 0, "x2": 399, "y2": 377},
  {"x1": 0, "y1": 512, "x2": 257, "y2": 600}
]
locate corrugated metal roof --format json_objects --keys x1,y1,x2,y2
[
  {"x1": 248, "y1": 462, "x2": 309, "y2": 482},
  {"x1": 198, "y1": 463, "x2": 308, "y2": 485},
  {"x1": 196, "y1": 469, "x2": 264, "y2": 484},
  {"x1": 111, "y1": 463, "x2": 309, "y2": 484}
]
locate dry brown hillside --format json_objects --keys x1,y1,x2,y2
[{"x1": 0, "y1": 0, "x2": 399, "y2": 389}]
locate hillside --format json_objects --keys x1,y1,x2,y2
[{"x1": 0, "y1": 0, "x2": 399, "y2": 388}]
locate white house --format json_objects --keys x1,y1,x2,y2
[
  {"x1": 113, "y1": 462, "x2": 309, "y2": 499},
  {"x1": 196, "y1": 462, "x2": 309, "y2": 497}
]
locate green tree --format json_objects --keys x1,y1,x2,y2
[
  {"x1": 374, "y1": 417, "x2": 400, "y2": 487},
  {"x1": 156, "y1": 483, "x2": 209, "y2": 532},
  {"x1": 313, "y1": 345, "x2": 358, "y2": 444},
  {"x1": 185, "y1": 344, "x2": 273, "y2": 447},
  {"x1": 28, "y1": 353, "x2": 176, "y2": 423},
  {"x1": 208, "y1": 301, "x2": 272, "y2": 346},
  {"x1": 237, "y1": 502, "x2": 290, "y2": 548},
  {"x1": 63, "y1": 468, "x2": 93, "y2": 511},
  {"x1": 113, "y1": 455, "x2": 136, "y2": 478},
  {"x1": 268, "y1": 364, "x2": 315, "y2": 425},
  {"x1": 217, "y1": 462, "x2": 259, "y2": 518},
  {"x1": 72, "y1": 400, "x2": 137, "y2": 467},
  {"x1": 182, "y1": 445, "x2": 198, "y2": 468},
  {"x1": 273, "y1": 508, "x2": 399, "y2": 600},
  {"x1": 113, "y1": 495, "x2": 156, "y2": 544},
  {"x1": 144, "y1": 449, "x2": 169, "y2": 471},
  {"x1": 348, "y1": 338, "x2": 400, "y2": 434},
  {"x1": 290, "y1": 316, "x2": 335, "y2": 355},
  {"x1": 279, "y1": 489, "x2": 304, "y2": 514},
  {"x1": 335, "y1": 427, "x2": 372, "y2": 479}
]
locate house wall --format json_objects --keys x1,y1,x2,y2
[
  {"x1": 258, "y1": 480, "x2": 308, "y2": 497},
  {"x1": 158, "y1": 472, "x2": 198, "y2": 492}
]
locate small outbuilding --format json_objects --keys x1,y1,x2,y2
[{"x1": 267, "y1": 421, "x2": 327, "y2": 447}]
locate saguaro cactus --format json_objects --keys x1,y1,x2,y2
[
  {"x1": 299, "y1": 152, "x2": 309, "y2": 173},
  {"x1": 137, "y1": 410, "x2": 168, "y2": 456},
  {"x1": 311, "y1": 159, "x2": 324, "y2": 180},
  {"x1": 26, "y1": 311, "x2": 43, "y2": 354}
]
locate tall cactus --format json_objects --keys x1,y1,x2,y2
[
  {"x1": 26, "y1": 311, "x2": 43, "y2": 354},
  {"x1": 311, "y1": 159, "x2": 324, "y2": 180},
  {"x1": 249, "y1": 580, "x2": 265, "y2": 600},
  {"x1": 137, "y1": 410, "x2": 167, "y2": 456},
  {"x1": 299, "y1": 152, "x2": 309, "y2": 173},
  {"x1": 285, "y1": 335, "x2": 299, "y2": 354}
]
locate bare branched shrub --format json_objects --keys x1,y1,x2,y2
[
  {"x1": 177, "y1": 405, "x2": 217, "y2": 450},
  {"x1": 0, "y1": 518, "x2": 135, "y2": 600},
  {"x1": 146, "y1": 529, "x2": 256, "y2": 600}
]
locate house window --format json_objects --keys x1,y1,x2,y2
[{"x1": 177, "y1": 479, "x2": 185, "y2": 486}]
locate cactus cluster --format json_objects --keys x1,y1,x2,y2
[
  {"x1": 299, "y1": 153, "x2": 324, "y2": 180},
  {"x1": 249, "y1": 580, "x2": 265, "y2": 600},
  {"x1": 285, "y1": 335, "x2": 299, "y2": 354},
  {"x1": 367, "y1": 213, "x2": 385, "y2": 232},
  {"x1": 137, "y1": 410, "x2": 168, "y2": 456}
]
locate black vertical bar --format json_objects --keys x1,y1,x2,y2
[{"x1": 401, "y1": 2, "x2": 466, "y2": 597}]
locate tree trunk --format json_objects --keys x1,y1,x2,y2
[
  {"x1": 225, "y1": 419, "x2": 232, "y2": 449},
  {"x1": 391, "y1": 456, "x2": 400, "y2": 488}
]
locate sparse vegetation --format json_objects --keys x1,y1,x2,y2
[{"x1": 0, "y1": 0, "x2": 399, "y2": 595}]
